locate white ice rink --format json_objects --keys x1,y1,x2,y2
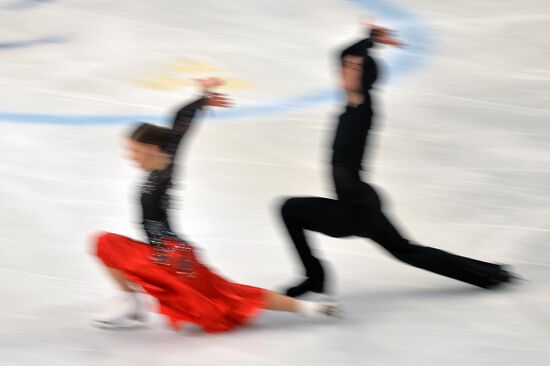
[{"x1": 1, "y1": 0, "x2": 549, "y2": 365}]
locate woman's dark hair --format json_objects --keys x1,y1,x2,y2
[{"x1": 129, "y1": 122, "x2": 171, "y2": 152}]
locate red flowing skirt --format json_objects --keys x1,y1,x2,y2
[{"x1": 93, "y1": 232, "x2": 266, "y2": 333}]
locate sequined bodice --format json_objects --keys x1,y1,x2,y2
[{"x1": 138, "y1": 97, "x2": 204, "y2": 246}]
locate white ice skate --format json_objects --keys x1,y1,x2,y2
[
  {"x1": 92, "y1": 291, "x2": 149, "y2": 329},
  {"x1": 298, "y1": 299, "x2": 343, "y2": 318},
  {"x1": 315, "y1": 302, "x2": 343, "y2": 318}
]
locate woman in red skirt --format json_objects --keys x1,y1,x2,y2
[{"x1": 92, "y1": 78, "x2": 339, "y2": 333}]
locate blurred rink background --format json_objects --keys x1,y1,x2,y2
[{"x1": 1, "y1": 0, "x2": 550, "y2": 365}]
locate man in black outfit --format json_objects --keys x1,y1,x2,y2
[{"x1": 281, "y1": 24, "x2": 515, "y2": 298}]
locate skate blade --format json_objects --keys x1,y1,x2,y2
[
  {"x1": 324, "y1": 304, "x2": 346, "y2": 319},
  {"x1": 91, "y1": 317, "x2": 148, "y2": 330}
]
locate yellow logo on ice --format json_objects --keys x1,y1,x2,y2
[{"x1": 135, "y1": 59, "x2": 254, "y2": 90}]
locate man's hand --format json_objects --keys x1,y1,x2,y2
[{"x1": 362, "y1": 20, "x2": 406, "y2": 48}]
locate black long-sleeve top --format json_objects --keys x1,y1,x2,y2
[
  {"x1": 140, "y1": 97, "x2": 205, "y2": 246},
  {"x1": 331, "y1": 38, "x2": 380, "y2": 207}
]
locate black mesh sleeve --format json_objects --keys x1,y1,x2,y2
[{"x1": 165, "y1": 96, "x2": 206, "y2": 157}]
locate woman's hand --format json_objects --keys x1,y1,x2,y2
[
  {"x1": 196, "y1": 77, "x2": 225, "y2": 90},
  {"x1": 194, "y1": 77, "x2": 233, "y2": 108},
  {"x1": 204, "y1": 92, "x2": 233, "y2": 108}
]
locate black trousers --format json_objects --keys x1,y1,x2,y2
[{"x1": 280, "y1": 182, "x2": 502, "y2": 288}]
